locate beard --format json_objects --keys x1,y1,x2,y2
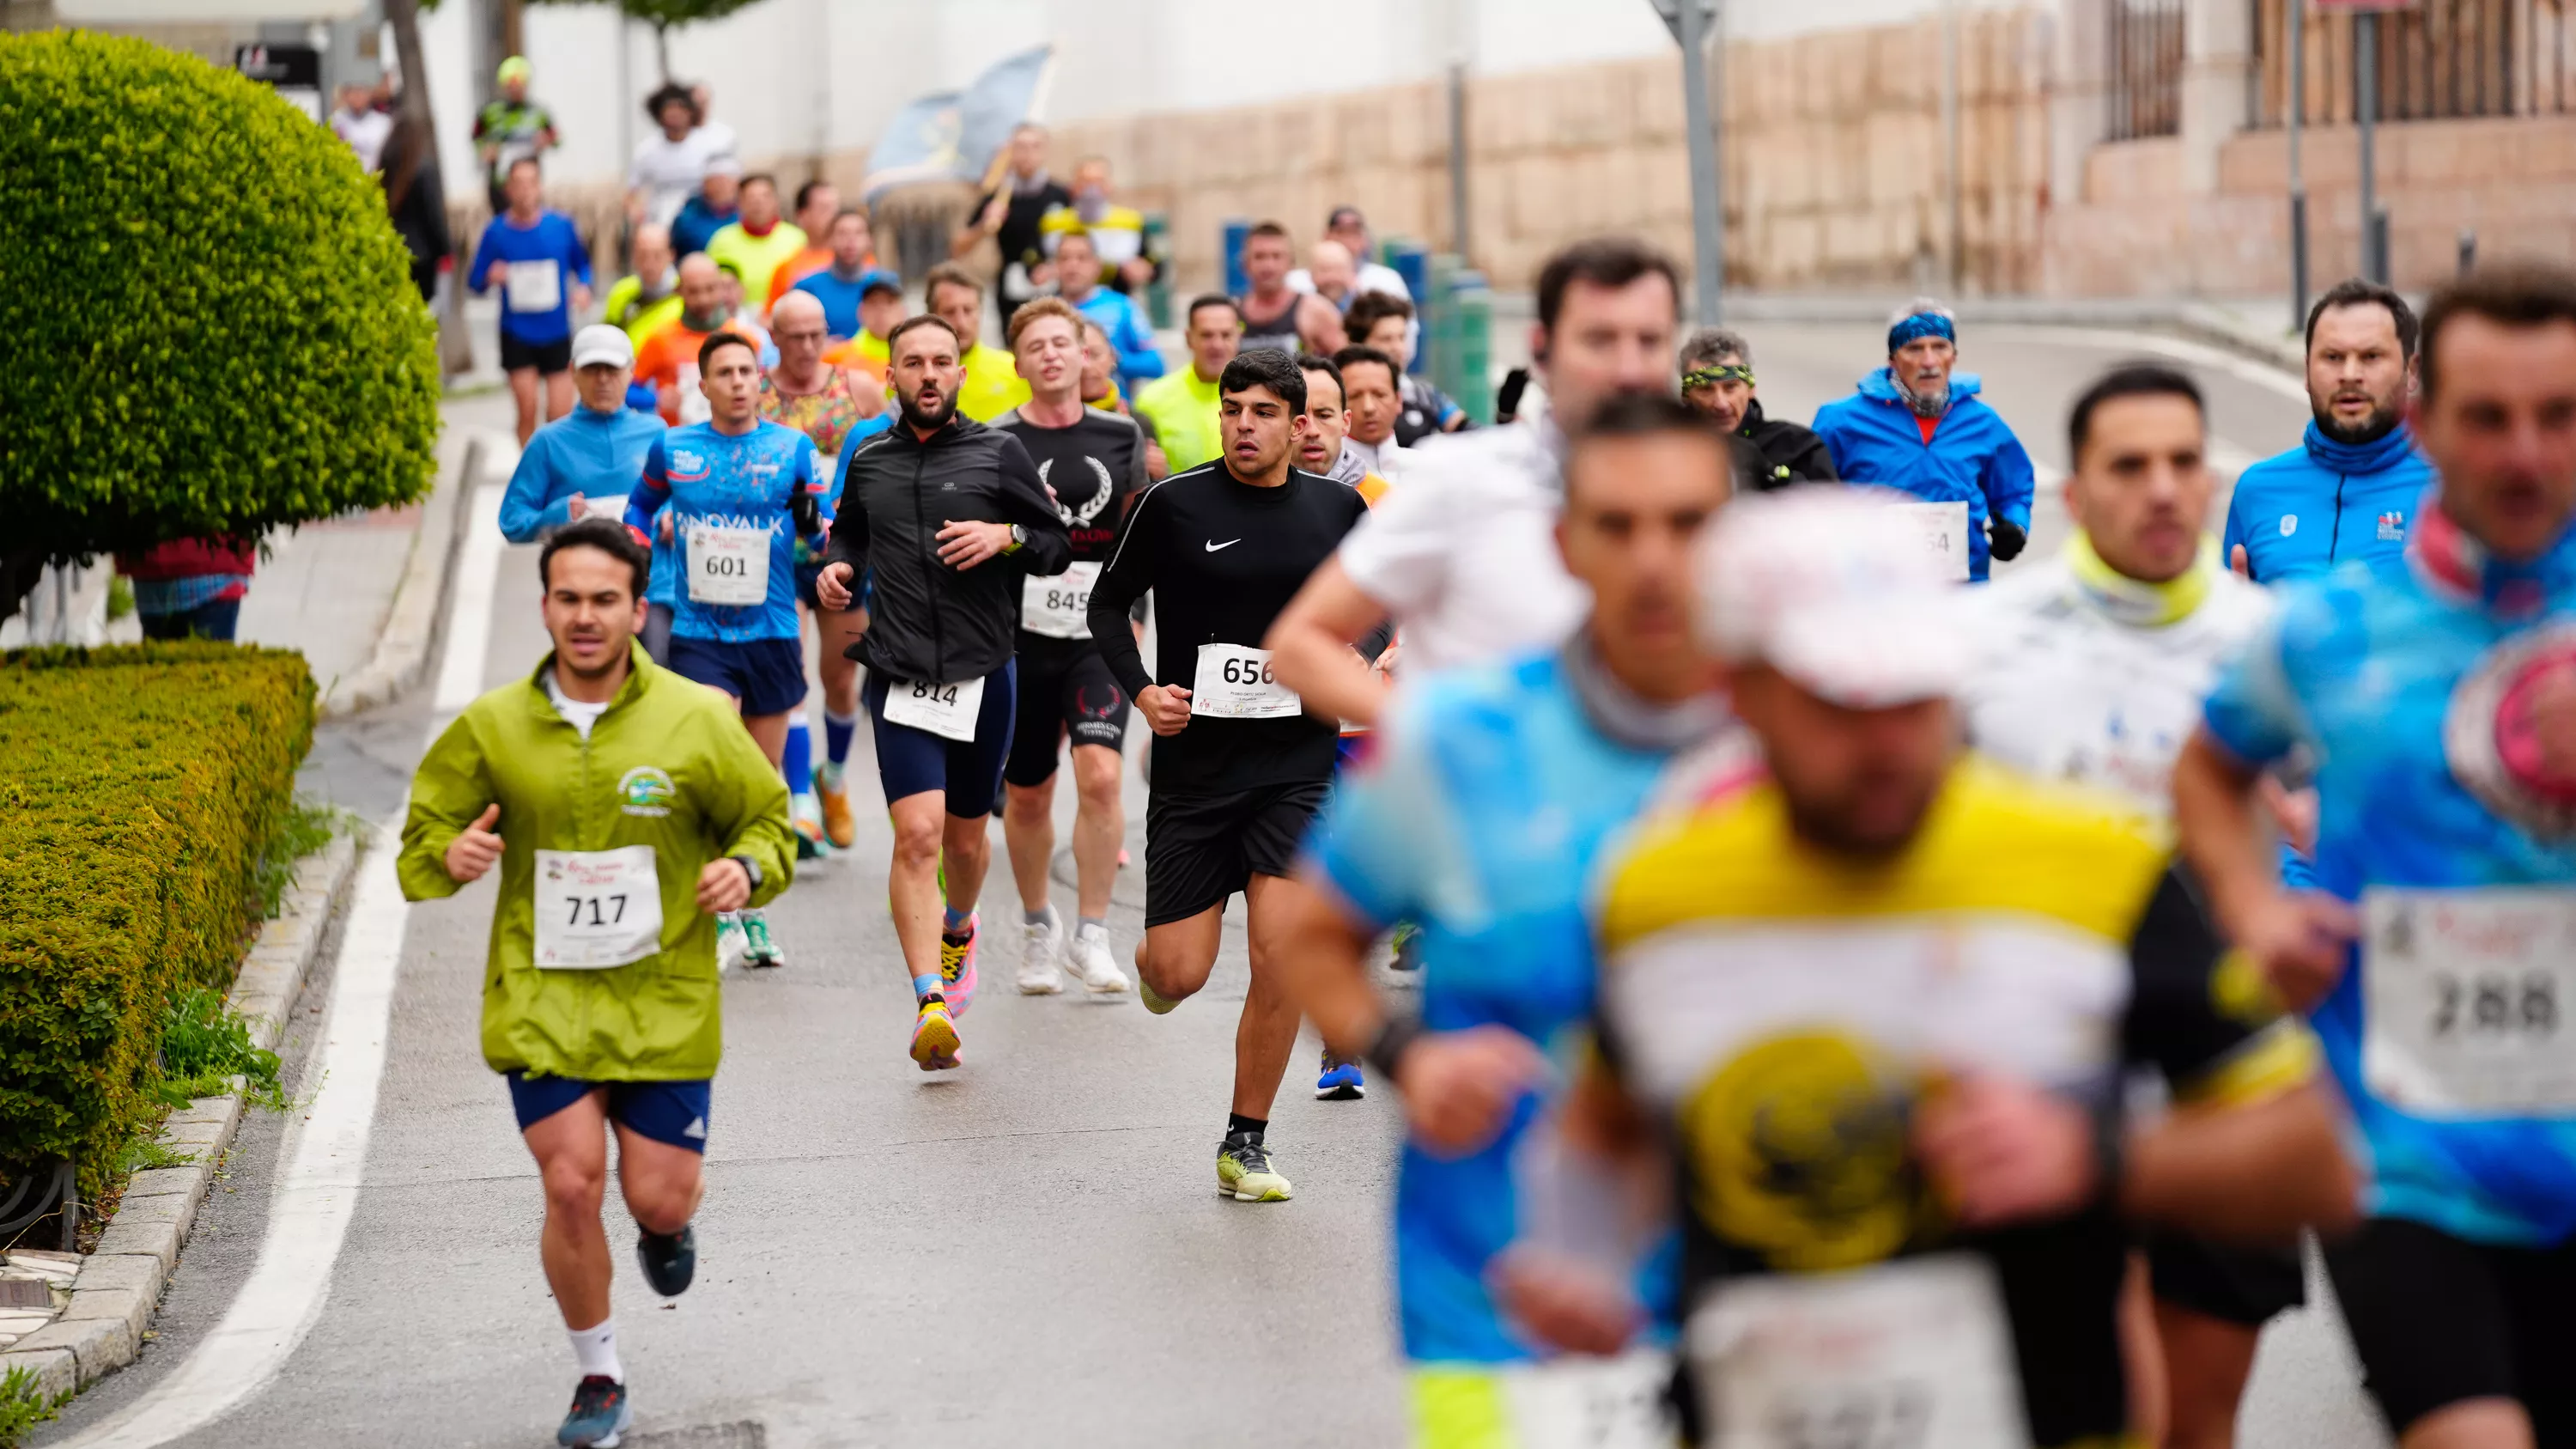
[
  {"x1": 2314, "y1": 393, "x2": 2404, "y2": 447},
  {"x1": 1899, "y1": 378, "x2": 1949, "y2": 419},
  {"x1": 898, "y1": 387, "x2": 956, "y2": 431}
]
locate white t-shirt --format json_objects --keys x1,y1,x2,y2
[
  {"x1": 331, "y1": 107, "x2": 392, "y2": 173},
  {"x1": 544, "y1": 668, "x2": 613, "y2": 741},
  {"x1": 629, "y1": 126, "x2": 735, "y2": 227},
  {"x1": 1337, "y1": 420, "x2": 1589, "y2": 674}
]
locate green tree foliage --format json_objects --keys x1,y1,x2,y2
[{"x1": 0, "y1": 33, "x2": 438, "y2": 615}]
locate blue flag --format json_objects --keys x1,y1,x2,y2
[
  {"x1": 861, "y1": 92, "x2": 966, "y2": 201},
  {"x1": 862, "y1": 45, "x2": 1054, "y2": 202}
]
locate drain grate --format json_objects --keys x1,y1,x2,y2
[
  {"x1": 0, "y1": 1279, "x2": 52, "y2": 1309},
  {"x1": 623, "y1": 1424, "x2": 764, "y2": 1449}
]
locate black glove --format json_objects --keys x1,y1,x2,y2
[
  {"x1": 791, "y1": 488, "x2": 822, "y2": 539},
  {"x1": 1988, "y1": 517, "x2": 2027, "y2": 563},
  {"x1": 1495, "y1": 368, "x2": 1531, "y2": 425}
]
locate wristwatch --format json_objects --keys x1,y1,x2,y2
[
  {"x1": 727, "y1": 855, "x2": 763, "y2": 891},
  {"x1": 1004, "y1": 523, "x2": 1028, "y2": 555}
]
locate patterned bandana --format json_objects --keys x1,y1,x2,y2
[
  {"x1": 1682, "y1": 364, "x2": 1754, "y2": 391},
  {"x1": 1887, "y1": 311, "x2": 1956, "y2": 354}
]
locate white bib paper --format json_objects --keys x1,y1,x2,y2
[
  {"x1": 686, "y1": 522, "x2": 770, "y2": 606},
  {"x1": 1888, "y1": 501, "x2": 1971, "y2": 582},
  {"x1": 677, "y1": 362, "x2": 711, "y2": 424},
  {"x1": 505, "y1": 259, "x2": 562, "y2": 313},
  {"x1": 1191, "y1": 642, "x2": 1301, "y2": 720},
  {"x1": 532, "y1": 846, "x2": 664, "y2": 970},
  {"x1": 1687, "y1": 1255, "x2": 2030, "y2": 1449},
  {"x1": 883, "y1": 675, "x2": 987, "y2": 743},
  {"x1": 1021, "y1": 561, "x2": 1102, "y2": 640},
  {"x1": 1501, "y1": 1350, "x2": 1679, "y2": 1449},
  {"x1": 2363, "y1": 886, "x2": 2576, "y2": 1116}
]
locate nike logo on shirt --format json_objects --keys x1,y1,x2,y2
[{"x1": 1205, "y1": 539, "x2": 1240, "y2": 552}]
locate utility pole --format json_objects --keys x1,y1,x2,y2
[
  {"x1": 1652, "y1": 0, "x2": 1725, "y2": 324},
  {"x1": 1942, "y1": 0, "x2": 1964, "y2": 290},
  {"x1": 2357, "y1": 9, "x2": 2383, "y2": 282},
  {"x1": 2288, "y1": 0, "x2": 2308, "y2": 330}
]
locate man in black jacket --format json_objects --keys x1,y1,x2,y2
[
  {"x1": 815, "y1": 314, "x2": 1071, "y2": 1073},
  {"x1": 1679, "y1": 328, "x2": 1838, "y2": 490}
]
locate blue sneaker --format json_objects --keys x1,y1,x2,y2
[
  {"x1": 635, "y1": 1224, "x2": 696, "y2": 1297},
  {"x1": 1316, "y1": 1048, "x2": 1365, "y2": 1101},
  {"x1": 557, "y1": 1375, "x2": 632, "y2": 1447}
]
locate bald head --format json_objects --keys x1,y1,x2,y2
[
  {"x1": 771, "y1": 289, "x2": 828, "y2": 372},
  {"x1": 1308, "y1": 240, "x2": 1356, "y2": 301},
  {"x1": 677, "y1": 253, "x2": 727, "y2": 315},
  {"x1": 631, "y1": 223, "x2": 673, "y2": 282}
]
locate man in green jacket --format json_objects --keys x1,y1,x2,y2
[{"x1": 398, "y1": 517, "x2": 794, "y2": 1449}]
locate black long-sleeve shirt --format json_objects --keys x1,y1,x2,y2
[{"x1": 1088, "y1": 461, "x2": 1368, "y2": 795}]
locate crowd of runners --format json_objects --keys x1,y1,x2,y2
[{"x1": 398, "y1": 84, "x2": 2576, "y2": 1449}]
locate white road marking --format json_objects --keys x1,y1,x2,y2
[{"x1": 55, "y1": 482, "x2": 510, "y2": 1447}]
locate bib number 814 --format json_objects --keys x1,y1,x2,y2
[
  {"x1": 1221, "y1": 657, "x2": 1275, "y2": 686},
  {"x1": 908, "y1": 682, "x2": 961, "y2": 708},
  {"x1": 2432, "y1": 971, "x2": 2559, "y2": 1037}
]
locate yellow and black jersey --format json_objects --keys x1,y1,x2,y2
[{"x1": 1591, "y1": 755, "x2": 2317, "y2": 1447}]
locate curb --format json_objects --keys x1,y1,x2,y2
[
  {"x1": 0, "y1": 831, "x2": 365, "y2": 1402},
  {"x1": 317, "y1": 433, "x2": 487, "y2": 720}
]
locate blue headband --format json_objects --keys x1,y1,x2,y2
[{"x1": 1888, "y1": 312, "x2": 1955, "y2": 353}]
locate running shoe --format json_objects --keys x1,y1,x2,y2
[
  {"x1": 939, "y1": 915, "x2": 980, "y2": 1015},
  {"x1": 817, "y1": 765, "x2": 858, "y2": 849},
  {"x1": 635, "y1": 1224, "x2": 696, "y2": 1297},
  {"x1": 793, "y1": 801, "x2": 827, "y2": 861},
  {"x1": 1390, "y1": 921, "x2": 1422, "y2": 972},
  {"x1": 910, "y1": 997, "x2": 961, "y2": 1071},
  {"x1": 715, "y1": 914, "x2": 749, "y2": 973},
  {"x1": 1316, "y1": 1048, "x2": 1366, "y2": 1101},
  {"x1": 556, "y1": 1375, "x2": 631, "y2": 1448},
  {"x1": 739, "y1": 910, "x2": 785, "y2": 970},
  {"x1": 1018, "y1": 909, "x2": 1066, "y2": 995},
  {"x1": 1138, "y1": 970, "x2": 1178, "y2": 1015},
  {"x1": 1063, "y1": 928, "x2": 1131, "y2": 994},
  {"x1": 1217, "y1": 1135, "x2": 1293, "y2": 1202}
]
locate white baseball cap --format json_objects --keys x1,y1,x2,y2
[
  {"x1": 1693, "y1": 488, "x2": 1975, "y2": 709},
  {"x1": 570, "y1": 324, "x2": 635, "y2": 371}
]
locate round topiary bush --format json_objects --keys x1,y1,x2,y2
[{"x1": 0, "y1": 31, "x2": 439, "y2": 602}]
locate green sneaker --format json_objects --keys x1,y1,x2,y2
[
  {"x1": 739, "y1": 910, "x2": 785, "y2": 970},
  {"x1": 716, "y1": 914, "x2": 748, "y2": 972},
  {"x1": 1217, "y1": 1135, "x2": 1292, "y2": 1202}
]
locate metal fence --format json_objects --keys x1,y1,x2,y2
[
  {"x1": 2254, "y1": 0, "x2": 2576, "y2": 125},
  {"x1": 2110, "y1": 0, "x2": 2189, "y2": 138}
]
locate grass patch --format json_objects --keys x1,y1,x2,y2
[
  {"x1": 0, "y1": 1363, "x2": 67, "y2": 1449},
  {"x1": 251, "y1": 796, "x2": 353, "y2": 919},
  {"x1": 114, "y1": 1135, "x2": 197, "y2": 1174},
  {"x1": 154, "y1": 988, "x2": 285, "y2": 1111}
]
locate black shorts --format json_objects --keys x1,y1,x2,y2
[
  {"x1": 1143, "y1": 779, "x2": 1329, "y2": 927},
  {"x1": 1004, "y1": 642, "x2": 1130, "y2": 788},
  {"x1": 2146, "y1": 1233, "x2": 2306, "y2": 1328},
  {"x1": 863, "y1": 662, "x2": 1016, "y2": 819},
  {"x1": 2324, "y1": 1215, "x2": 2576, "y2": 1442},
  {"x1": 499, "y1": 331, "x2": 573, "y2": 376},
  {"x1": 665, "y1": 635, "x2": 805, "y2": 716}
]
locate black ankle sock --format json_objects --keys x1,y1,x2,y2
[
  {"x1": 1226, "y1": 1112, "x2": 1267, "y2": 1141},
  {"x1": 918, "y1": 990, "x2": 945, "y2": 1006}
]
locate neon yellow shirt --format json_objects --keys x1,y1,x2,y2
[
  {"x1": 705, "y1": 221, "x2": 809, "y2": 312},
  {"x1": 605, "y1": 276, "x2": 683, "y2": 347},
  {"x1": 957, "y1": 343, "x2": 1032, "y2": 423},
  {"x1": 1134, "y1": 366, "x2": 1224, "y2": 474}
]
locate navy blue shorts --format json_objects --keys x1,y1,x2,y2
[
  {"x1": 507, "y1": 1072, "x2": 712, "y2": 1154},
  {"x1": 863, "y1": 661, "x2": 1016, "y2": 819},
  {"x1": 666, "y1": 634, "x2": 806, "y2": 716}
]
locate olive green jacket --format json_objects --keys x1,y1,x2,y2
[{"x1": 398, "y1": 645, "x2": 793, "y2": 1080}]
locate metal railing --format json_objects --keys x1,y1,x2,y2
[
  {"x1": 2255, "y1": 0, "x2": 2575, "y2": 125},
  {"x1": 2110, "y1": 0, "x2": 2189, "y2": 139}
]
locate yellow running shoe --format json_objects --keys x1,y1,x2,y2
[
  {"x1": 1217, "y1": 1135, "x2": 1292, "y2": 1202},
  {"x1": 909, "y1": 998, "x2": 961, "y2": 1072}
]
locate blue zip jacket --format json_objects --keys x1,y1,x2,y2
[
  {"x1": 1812, "y1": 368, "x2": 2035, "y2": 581},
  {"x1": 501, "y1": 404, "x2": 669, "y2": 544},
  {"x1": 468, "y1": 211, "x2": 592, "y2": 345},
  {"x1": 1068, "y1": 287, "x2": 1165, "y2": 394},
  {"x1": 670, "y1": 196, "x2": 737, "y2": 261},
  {"x1": 2221, "y1": 421, "x2": 2431, "y2": 583}
]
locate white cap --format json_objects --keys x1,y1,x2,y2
[
  {"x1": 570, "y1": 324, "x2": 634, "y2": 371},
  {"x1": 1693, "y1": 488, "x2": 1975, "y2": 709}
]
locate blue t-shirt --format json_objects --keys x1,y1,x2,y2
[
  {"x1": 625, "y1": 420, "x2": 821, "y2": 643},
  {"x1": 469, "y1": 210, "x2": 591, "y2": 345},
  {"x1": 1306, "y1": 649, "x2": 1686, "y2": 1363},
  {"x1": 501, "y1": 405, "x2": 666, "y2": 544},
  {"x1": 2221, "y1": 422, "x2": 2433, "y2": 583},
  {"x1": 2202, "y1": 514, "x2": 2576, "y2": 1246},
  {"x1": 791, "y1": 267, "x2": 891, "y2": 342}
]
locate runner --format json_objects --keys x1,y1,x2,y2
[
  {"x1": 760, "y1": 290, "x2": 890, "y2": 855},
  {"x1": 1275, "y1": 393, "x2": 1734, "y2": 1445},
  {"x1": 1345, "y1": 292, "x2": 1462, "y2": 446},
  {"x1": 924, "y1": 261, "x2": 1033, "y2": 423},
  {"x1": 1500, "y1": 489, "x2": 2356, "y2": 1449},
  {"x1": 1267, "y1": 237, "x2": 1682, "y2": 731},
  {"x1": 471, "y1": 56, "x2": 558, "y2": 216},
  {"x1": 1293, "y1": 352, "x2": 1382, "y2": 498},
  {"x1": 990, "y1": 298, "x2": 1145, "y2": 996},
  {"x1": 762, "y1": 179, "x2": 850, "y2": 308},
  {"x1": 626, "y1": 82, "x2": 729, "y2": 230},
  {"x1": 604, "y1": 223, "x2": 682, "y2": 347},
  {"x1": 812, "y1": 314, "x2": 1072, "y2": 1070},
  {"x1": 669, "y1": 156, "x2": 740, "y2": 262},
  {"x1": 1236, "y1": 222, "x2": 1346, "y2": 357},
  {"x1": 1083, "y1": 317, "x2": 1168, "y2": 480},
  {"x1": 1038, "y1": 154, "x2": 1156, "y2": 296},
  {"x1": 1958, "y1": 362, "x2": 2287, "y2": 1449},
  {"x1": 1333, "y1": 344, "x2": 1406, "y2": 478},
  {"x1": 705, "y1": 174, "x2": 805, "y2": 315},
  {"x1": 2222, "y1": 277, "x2": 2430, "y2": 581},
  {"x1": 1084, "y1": 349, "x2": 1373, "y2": 1203},
  {"x1": 821, "y1": 269, "x2": 907, "y2": 380},
  {"x1": 398, "y1": 517, "x2": 794, "y2": 1449},
  {"x1": 470, "y1": 157, "x2": 594, "y2": 446},
  {"x1": 2173, "y1": 261, "x2": 2576, "y2": 1449},
  {"x1": 1677, "y1": 326, "x2": 1838, "y2": 487},
  {"x1": 1133, "y1": 295, "x2": 1242, "y2": 475},
  {"x1": 952, "y1": 122, "x2": 1070, "y2": 328},
  {"x1": 788, "y1": 210, "x2": 888, "y2": 344},
  {"x1": 1813, "y1": 300, "x2": 2036, "y2": 581},
  {"x1": 622, "y1": 332, "x2": 827, "y2": 971},
  {"x1": 633, "y1": 254, "x2": 763, "y2": 425},
  {"x1": 501, "y1": 325, "x2": 668, "y2": 545},
  {"x1": 1050, "y1": 228, "x2": 1163, "y2": 397}
]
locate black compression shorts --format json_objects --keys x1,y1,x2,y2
[
  {"x1": 2324, "y1": 1215, "x2": 2576, "y2": 1443},
  {"x1": 499, "y1": 332, "x2": 572, "y2": 375},
  {"x1": 2146, "y1": 1233, "x2": 2306, "y2": 1328},
  {"x1": 1143, "y1": 780, "x2": 1329, "y2": 927},
  {"x1": 1004, "y1": 642, "x2": 1129, "y2": 788}
]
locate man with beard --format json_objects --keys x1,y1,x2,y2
[
  {"x1": 814, "y1": 315, "x2": 1071, "y2": 1071},
  {"x1": 1813, "y1": 300, "x2": 2037, "y2": 581},
  {"x1": 2223, "y1": 279, "x2": 2431, "y2": 582},
  {"x1": 1678, "y1": 327, "x2": 1837, "y2": 487}
]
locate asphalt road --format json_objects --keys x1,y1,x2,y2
[{"x1": 36, "y1": 324, "x2": 2394, "y2": 1449}]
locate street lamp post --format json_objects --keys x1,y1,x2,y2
[
  {"x1": 1651, "y1": 0, "x2": 1726, "y2": 324},
  {"x1": 2288, "y1": 0, "x2": 2308, "y2": 330}
]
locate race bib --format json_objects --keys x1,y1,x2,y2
[
  {"x1": 505, "y1": 259, "x2": 562, "y2": 314},
  {"x1": 1021, "y1": 561, "x2": 1102, "y2": 640},
  {"x1": 686, "y1": 522, "x2": 770, "y2": 606},
  {"x1": 884, "y1": 675, "x2": 987, "y2": 743},
  {"x1": 1500, "y1": 1350, "x2": 1679, "y2": 1449},
  {"x1": 1191, "y1": 642, "x2": 1301, "y2": 720},
  {"x1": 1887, "y1": 502, "x2": 1971, "y2": 582},
  {"x1": 1686, "y1": 1255, "x2": 2029, "y2": 1449},
  {"x1": 532, "y1": 846, "x2": 664, "y2": 970},
  {"x1": 2363, "y1": 886, "x2": 2576, "y2": 1115}
]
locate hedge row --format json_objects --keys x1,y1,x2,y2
[{"x1": 0, "y1": 643, "x2": 314, "y2": 1190}]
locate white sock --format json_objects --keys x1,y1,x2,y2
[{"x1": 568, "y1": 1318, "x2": 623, "y2": 1383}]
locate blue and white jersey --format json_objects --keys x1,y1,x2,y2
[
  {"x1": 1305, "y1": 648, "x2": 1695, "y2": 1363},
  {"x1": 2202, "y1": 498, "x2": 2576, "y2": 1245},
  {"x1": 626, "y1": 420, "x2": 821, "y2": 644}
]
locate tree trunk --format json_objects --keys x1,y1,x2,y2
[
  {"x1": 654, "y1": 21, "x2": 671, "y2": 82},
  {"x1": 383, "y1": 0, "x2": 437, "y2": 144},
  {"x1": 0, "y1": 547, "x2": 51, "y2": 634}
]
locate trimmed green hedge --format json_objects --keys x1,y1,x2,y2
[{"x1": 0, "y1": 644, "x2": 314, "y2": 1192}]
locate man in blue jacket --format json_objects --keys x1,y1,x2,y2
[
  {"x1": 1813, "y1": 302, "x2": 2036, "y2": 581},
  {"x1": 2222, "y1": 278, "x2": 2430, "y2": 582},
  {"x1": 502, "y1": 326, "x2": 669, "y2": 545},
  {"x1": 1052, "y1": 228, "x2": 1163, "y2": 398}
]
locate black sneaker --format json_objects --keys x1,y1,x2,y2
[
  {"x1": 635, "y1": 1224, "x2": 696, "y2": 1297},
  {"x1": 557, "y1": 1374, "x2": 632, "y2": 1447}
]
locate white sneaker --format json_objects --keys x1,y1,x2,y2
[
  {"x1": 1018, "y1": 910, "x2": 1066, "y2": 995},
  {"x1": 715, "y1": 913, "x2": 749, "y2": 974},
  {"x1": 1063, "y1": 926, "x2": 1131, "y2": 994}
]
